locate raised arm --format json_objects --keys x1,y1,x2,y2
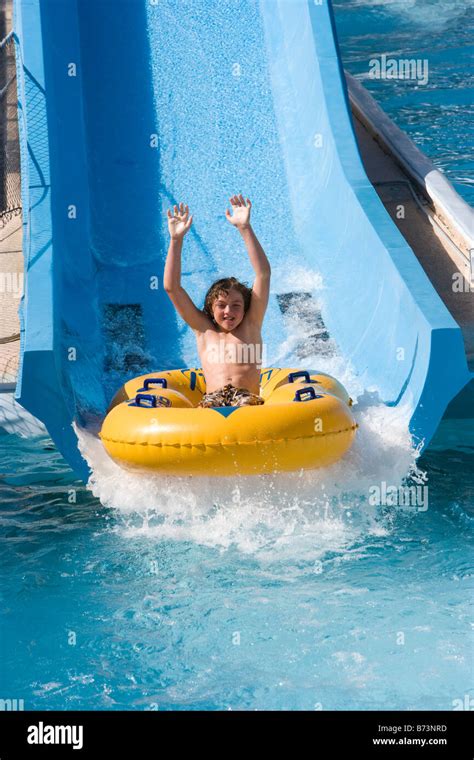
[
  {"x1": 163, "y1": 203, "x2": 213, "y2": 333},
  {"x1": 225, "y1": 195, "x2": 271, "y2": 325}
]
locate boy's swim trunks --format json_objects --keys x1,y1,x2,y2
[{"x1": 198, "y1": 383, "x2": 265, "y2": 408}]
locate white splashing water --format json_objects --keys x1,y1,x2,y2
[{"x1": 76, "y1": 354, "x2": 420, "y2": 559}]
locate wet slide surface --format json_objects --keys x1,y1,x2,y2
[
  {"x1": 145, "y1": 0, "x2": 298, "y2": 371},
  {"x1": 14, "y1": 0, "x2": 471, "y2": 477}
]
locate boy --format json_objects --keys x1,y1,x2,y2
[{"x1": 163, "y1": 195, "x2": 271, "y2": 407}]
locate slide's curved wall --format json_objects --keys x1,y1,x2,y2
[
  {"x1": 14, "y1": 0, "x2": 471, "y2": 479},
  {"x1": 260, "y1": 0, "x2": 471, "y2": 444}
]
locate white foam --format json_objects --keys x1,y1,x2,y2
[
  {"x1": 75, "y1": 388, "x2": 417, "y2": 559},
  {"x1": 271, "y1": 264, "x2": 325, "y2": 293}
]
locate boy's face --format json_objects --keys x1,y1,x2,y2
[{"x1": 212, "y1": 288, "x2": 245, "y2": 331}]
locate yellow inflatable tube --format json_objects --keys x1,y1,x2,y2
[{"x1": 100, "y1": 368, "x2": 357, "y2": 476}]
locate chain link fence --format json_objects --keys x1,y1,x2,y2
[
  {"x1": 0, "y1": 0, "x2": 22, "y2": 384},
  {"x1": 0, "y1": 18, "x2": 21, "y2": 227}
]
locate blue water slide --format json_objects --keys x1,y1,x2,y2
[{"x1": 13, "y1": 0, "x2": 472, "y2": 480}]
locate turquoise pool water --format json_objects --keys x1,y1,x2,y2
[
  {"x1": 0, "y1": 422, "x2": 472, "y2": 710},
  {"x1": 333, "y1": 0, "x2": 474, "y2": 205}
]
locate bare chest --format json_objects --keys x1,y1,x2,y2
[{"x1": 197, "y1": 325, "x2": 263, "y2": 366}]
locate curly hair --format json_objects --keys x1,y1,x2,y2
[{"x1": 203, "y1": 277, "x2": 252, "y2": 323}]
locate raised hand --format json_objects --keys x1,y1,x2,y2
[
  {"x1": 167, "y1": 202, "x2": 193, "y2": 240},
  {"x1": 225, "y1": 194, "x2": 252, "y2": 229}
]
